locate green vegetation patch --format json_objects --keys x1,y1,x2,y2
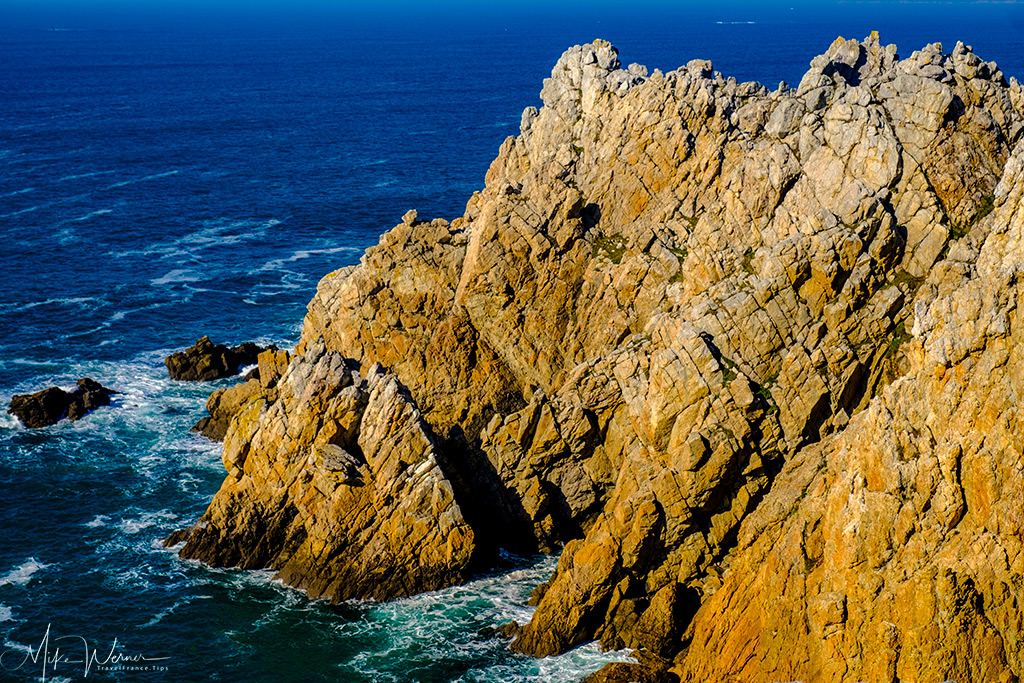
[
  {"x1": 754, "y1": 370, "x2": 778, "y2": 408},
  {"x1": 592, "y1": 234, "x2": 628, "y2": 264},
  {"x1": 720, "y1": 355, "x2": 739, "y2": 383},
  {"x1": 741, "y1": 247, "x2": 756, "y2": 275},
  {"x1": 885, "y1": 320, "x2": 911, "y2": 358},
  {"x1": 870, "y1": 319, "x2": 914, "y2": 399},
  {"x1": 890, "y1": 269, "x2": 926, "y2": 293},
  {"x1": 950, "y1": 193, "x2": 996, "y2": 241},
  {"x1": 667, "y1": 246, "x2": 689, "y2": 283}
]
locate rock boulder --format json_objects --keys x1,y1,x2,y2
[
  {"x1": 9, "y1": 378, "x2": 117, "y2": 428},
  {"x1": 165, "y1": 336, "x2": 272, "y2": 381}
]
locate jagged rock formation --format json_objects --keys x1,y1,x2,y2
[
  {"x1": 165, "y1": 336, "x2": 271, "y2": 382},
  {"x1": 9, "y1": 378, "x2": 116, "y2": 427},
  {"x1": 168, "y1": 345, "x2": 475, "y2": 601},
  {"x1": 178, "y1": 34, "x2": 1024, "y2": 679},
  {"x1": 191, "y1": 348, "x2": 291, "y2": 441},
  {"x1": 674, "y1": 116, "x2": 1024, "y2": 683}
]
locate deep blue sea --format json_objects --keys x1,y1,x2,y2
[{"x1": 2, "y1": 3, "x2": 1023, "y2": 682}]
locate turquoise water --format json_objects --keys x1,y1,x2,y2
[{"x1": 2, "y1": 3, "x2": 1023, "y2": 681}]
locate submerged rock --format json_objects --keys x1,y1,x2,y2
[
  {"x1": 165, "y1": 336, "x2": 272, "y2": 381},
  {"x1": 9, "y1": 378, "x2": 117, "y2": 428},
  {"x1": 181, "y1": 34, "x2": 1024, "y2": 679}
]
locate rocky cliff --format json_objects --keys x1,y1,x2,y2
[
  {"x1": 173, "y1": 34, "x2": 1024, "y2": 680},
  {"x1": 169, "y1": 345, "x2": 476, "y2": 601}
]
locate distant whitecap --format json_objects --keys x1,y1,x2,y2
[
  {"x1": 86, "y1": 515, "x2": 110, "y2": 528},
  {"x1": 0, "y1": 187, "x2": 34, "y2": 198},
  {"x1": 104, "y1": 169, "x2": 180, "y2": 190},
  {"x1": 151, "y1": 269, "x2": 202, "y2": 286},
  {"x1": 0, "y1": 559, "x2": 50, "y2": 587},
  {"x1": 57, "y1": 169, "x2": 117, "y2": 182}
]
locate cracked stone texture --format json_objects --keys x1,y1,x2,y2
[
  {"x1": 182, "y1": 34, "x2": 1024, "y2": 676},
  {"x1": 674, "y1": 125, "x2": 1024, "y2": 683},
  {"x1": 170, "y1": 344, "x2": 476, "y2": 602}
]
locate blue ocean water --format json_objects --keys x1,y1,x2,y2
[{"x1": 1, "y1": 3, "x2": 1023, "y2": 681}]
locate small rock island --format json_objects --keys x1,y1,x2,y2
[
  {"x1": 170, "y1": 35, "x2": 1024, "y2": 682},
  {"x1": 165, "y1": 336, "x2": 271, "y2": 382},
  {"x1": 9, "y1": 378, "x2": 117, "y2": 428}
]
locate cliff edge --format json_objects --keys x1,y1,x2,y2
[{"x1": 172, "y1": 34, "x2": 1024, "y2": 680}]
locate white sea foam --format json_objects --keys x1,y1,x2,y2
[
  {"x1": 249, "y1": 273, "x2": 305, "y2": 297},
  {"x1": 2, "y1": 639, "x2": 32, "y2": 656},
  {"x1": 16, "y1": 352, "x2": 223, "y2": 478},
  {"x1": 140, "y1": 599, "x2": 190, "y2": 628},
  {"x1": 0, "y1": 204, "x2": 41, "y2": 218},
  {"x1": 57, "y1": 169, "x2": 117, "y2": 182},
  {"x1": 0, "y1": 345, "x2": 627, "y2": 681},
  {"x1": 0, "y1": 296, "x2": 104, "y2": 315},
  {"x1": 71, "y1": 208, "x2": 113, "y2": 221},
  {"x1": 86, "y1": 515, "x2": 110, "y2": 528},
  {"x1": 0, "y1": 559, "x2": 50, "y2": 587},
  {"x1": 327, "y1": 555, "x2": 632, "y2": 681},
  {"x1": 176, "y1": 219, "x2": 275, "y2": 248},
  {"x1": 108, "y1": 217, "x2": 278, "y2": 260},
  {"x1": 108, "y1": 300, "x2": 175, "y2": 324},
  {"x1": 0, "y1": 605, "x2": 14, "y2": 622},
  {"x1": 53, "y1": 207, "x2": 116, "y2": 245},
  {"x1": 171, "y1": 550, "x2": 626, "y2": 682},
  {"x1": 104, "y1": 169, "x2": 180, "y2": 190},
  {"x1": 56, "y1": 227, "x2": 75, "y2": 245},
  {"x1": 353, "y1": 158, "x2": 388, "y2": 167},
  {"x1": 56, "y1": 322, "x2": 112, "y2": 342},
  {"x1": 0, "y1": 187, "x2": 96, "y2": 219},
  {"x1": 116, "y1": 509, "x2": 180, "y2": 535},
  {"x1": 53, "y1": 208, "x2": 117, "y2": 232},
  {"x1": 151, "y1": 269, "x2": 203, "y2": 286},
  {"x1": 256, "y1": 246, "x2": 360, "y2": 274},
  {"x1": 0, "y1": 186, "x2": 34, "y2": 198}
]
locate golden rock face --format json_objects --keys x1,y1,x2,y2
[
  {"x1": 173, "y1": 346, "x2": 476, "y2": 602},
  {"x1": 178, "y1": 33, "x2": 1024, "y2": 680}
]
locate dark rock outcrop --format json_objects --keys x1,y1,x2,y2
[
  {"x1": 9, "y1": 378, "x2": 117, "y2": 428},
  {"x1": 165, "y1": 336, "x2": 272, "y2": 381}
]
